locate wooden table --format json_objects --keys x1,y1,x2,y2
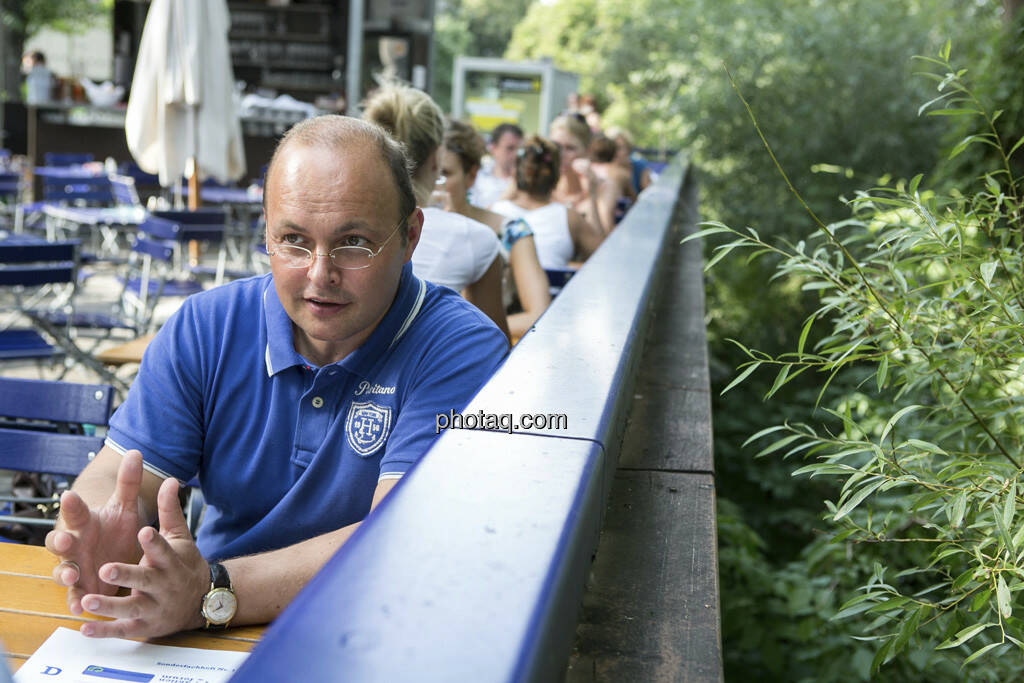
[
  {"x1": 0, "y1": 544, "x2": 263, "y2": 673},
  {"x1": 95, "y1": 333, "x2": 155, "y2": 367}
]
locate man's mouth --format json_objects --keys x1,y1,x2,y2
[{"x1": 306, "y1": 297, "x2": 346, "y2": 310}]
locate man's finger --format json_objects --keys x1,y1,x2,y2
[
  {"x1": 81, "y1": 592, "x2": 150, "y2": 621},
  {"x1": 98, "y1": 562, "x2": 150, "y2": 591},
  {"x1": 154, "y1": 477, "x2": 190, "y2": 540},
  {"x1": 67, "y1": 585, "x2": 86, "y2": 616},
  {"x1": 51, "y1": 561, "x2": 80, "y2": 587},
  {"x1": 45, "y1": 527, "x2": 76, "y2": 560},
  {"x1": 81, "y1": 618, "x2": 137, "y2": 640},
  {"x1": 111, "y1": 450, "x2": 144, "y2": 511},
  {"x1": 56, "y1": 490, "x2": 91, "y2": 531}
]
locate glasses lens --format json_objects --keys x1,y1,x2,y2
[
  {"x1": 276, "y1": 245, "x2": 311, "y2": 268},
  {"x1": 331, "y1": 247, "x2": 373, "y2": 270}
]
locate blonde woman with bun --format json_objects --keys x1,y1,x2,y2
[
  {"x1": 363, "y1": 82, "x2": 509, "y2": 340},
  {"x1": 438, "y1": 120, "x2": 550, "y2": 339},
  {"x1": 491, "y1": 135, "x2": 604, "y2": 269},
  {"x1": 548, "y1": 113, "x2": 619, "y2": 236}
]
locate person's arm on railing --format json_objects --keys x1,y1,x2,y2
[
  {"x1": 507, "y1": 233, "x2": 551, "y2": 339},
  {"x1": 568, "y1": 207, "x2": 605, "y2": 262},
  {"x1": 463, "y1": 254, "x2": 512, "y2": 342}
]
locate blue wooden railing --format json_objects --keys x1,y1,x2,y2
[{"x1": 231, "y1": 155, "x2": 702, "y2": 682}]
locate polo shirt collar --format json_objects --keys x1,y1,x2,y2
[{"x1": 263, "y1": 263, "x2": 425, "y2": 377}]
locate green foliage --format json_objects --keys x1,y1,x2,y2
[
  {"x1": 1, "y1": 0, "x2": 110, "y2": 38},
  {"x1": 431, "y1": 0, "x2": 533, "y2": 113},
  {"x1": 703, "y1": 49, "x2": 1024, "y2": 675}
]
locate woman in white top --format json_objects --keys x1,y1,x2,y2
[
  {"x1": 363, "y1": 82, "x2": 509, "y2": 340},
  {"x1": 438, "y1": 120, "x2": 550, "y2": 339},
  {"x1": 491, "y1": 135, "x2": 604, "y2": 270}
]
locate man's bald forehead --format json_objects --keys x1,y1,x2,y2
[{"x1": 264, "y1": 115, "x2": 416, "y2": 225}]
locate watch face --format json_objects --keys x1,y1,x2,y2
[{"x1": 203, "y1": 587, "x2": 237, "y2": 624}]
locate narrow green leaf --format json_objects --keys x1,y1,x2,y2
[
  {"x1": 971, "y1": 588, "x2": 992, "y2": 612},
  {"x1": 720, "y1": 362, "x2": 760, "y2": 396},
  {"x1": 791, "y1": 463, "x2": 853, "y2": 477},
  {"x1": 904, "y1": 439, "x2": 946, "y2": 455},
  {"x1": 937, "y1": 622, "x2": 993, "y2": 649},
  {"x1": 951, "y1": 491, "x2": 967, "y2": 528},
  {"x1": 894, "y1": 606, "x2": 925, "y2": 654},
  {"x1": 880, "y1": 405, "x2": 923, "y2": 443},
  {"x1": 998, "y1": 575, "x2": 1012, "y2": 619},
  {"x1": 994, "y1": 503, "x2": 1015, "y2": 553},
  {"x1": 1009, "y1": 135, "x2": 1024, "y2": 159},
  {"x1": 949, "y1": 135, "x2": 977, "y2": 159},
  {"x1": 941, "y1": 39, "x2": 951, "y2": 61},
  {"x1": 1004, "y1": 481, "x2": 1017, "y2": 531},
  {"x1": 927, "y1": 108, "x2": 982, "y2": 117},
  {"x1": 753, "y1": 433, "x2": 803, "y2": 459},
  {"x1": 704, "y1": 241, "x2": 741, "y2": 271},
  {"x1": 962, "y1": 642, "x2": 1001, "y2": 667},
  {"x1": 980, "y1": 261, "x2": 997, "y2": 287},
  {"x1": 742, "y1": 425, "x2": 789, "y2": 447},
  {"x1": 870, "y1": 639, "x2": 893, "y2": 675},
  {"x1": 834, "y1": 479, "x2": 886, "y2": 521},
  {"x1": 875, "y1": 354, "x2": 889, "y2": 391},
  {"x1": 797, "y1": 315, "x2": 815, "y2": 358},
  {"x1": 764, "y1": 364, "x2": 791, "y2": 399},
  {"x1": 868, "y1": 595, "x2": 910, "y2": 612},
  {"x1": 680, "y1": 223, "x2": 735, "y2": 244},
  {"x1": 908, "y1": 173, "x2": 924, "y2": 194}
]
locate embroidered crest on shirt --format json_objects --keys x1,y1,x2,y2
[{"x1": 346, "y1": 401, "x2": 393, "y2": 456}]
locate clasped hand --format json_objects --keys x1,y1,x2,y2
[{"x1": 45, "y1": 450, "x2": 210, "y2": 638}]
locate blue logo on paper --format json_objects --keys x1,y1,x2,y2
[
  {"x1": 41, "y1": 666, "x2": 62, "y2": 676},
  {"x1": 345, "y1": 401, "x2": 392, "y2": 456},
  {"x1": 82, "y1": 665, "x2": 154, "y2": 682}
]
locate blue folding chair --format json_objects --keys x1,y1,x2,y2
[
  {"x1": 43, "y1": 152, "x2": 94, "y2": 167},
  {"x1": 0, "y1": 238, "x2": 79, "y2": 364},
  {"x1": 0, "y1": 171, "x2": 21, "y2": 229},
  {"x1": 545, "y1": 266, "x2": 578, "y2": 297},
  {"x1": 119, "y1": 210, "x2": 227, "y2": 332},
  {"x1": 0, "y1": 377, "x2": 113, "y2": 542}
]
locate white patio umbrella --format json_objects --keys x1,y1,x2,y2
[{"x1": 125, "y1": 0, "x2": 246, "y2": 208}]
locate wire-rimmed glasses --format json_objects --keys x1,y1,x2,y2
[{"x1": 268, "y1": 220, "x2": 405, "y2": 270}]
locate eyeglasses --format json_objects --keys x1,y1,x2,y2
[{"x1": 268, "y1": 220, "x2": 405, "y2": 270}]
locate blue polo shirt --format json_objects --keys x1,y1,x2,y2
[{"x1": 106, "y1": 264, "x2": 507, "y2": 561}]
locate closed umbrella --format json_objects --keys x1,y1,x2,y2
[{"x1": 125, "y1": 0, "x2": 246, "y2": 208}]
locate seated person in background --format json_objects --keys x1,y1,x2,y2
[
  {"x1": 363, "y1": 82, "x2": 510, "y2": 341},
  {"x1": 438, "y1": 120, "x2": 550, "y2": 339},
  {"x1": 589, "y1": 134, "x2": 636, "y2": 226},
  {"x1": 45, "y1": 115, "x2": 508, "y2": 639},
  {"x1": 606, "y1": 126, "x2": 652, "y2": 195},
  {"x1": 491, "y1": 135, "x2": 604, "y2": 270},
  {"x1": 549, "y1": 114, "x2": 619, "y2": 236},
  {"x1": 469, "y1": 123, "x2": 523, "y2": 209}
]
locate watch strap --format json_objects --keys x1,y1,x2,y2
[{"x1": 209, "y1": 561, "x2": 231, "y2": 590}]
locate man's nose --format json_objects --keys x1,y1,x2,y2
[{"x1": 306, "y1": 252, "x2": 339, "y2": 283}]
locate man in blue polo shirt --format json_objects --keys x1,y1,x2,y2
[{"x1": 45, "y1": 116, "x2": 508, "y2": 638}]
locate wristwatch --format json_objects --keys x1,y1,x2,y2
[{"x1": 200, "y1": 562, "x2": 237, "y2": 629}]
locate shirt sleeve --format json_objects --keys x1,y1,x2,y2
[
  {"x1": 466, "y1": 219, "x2": 501, "y2": 284},
  {"x1": 378, "y1": 303, "x2": 507, "y2": 478},
  {"x1": 105, "y1": 297, "x2": 206, "y2": 483}
]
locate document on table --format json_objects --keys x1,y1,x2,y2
[{"x1": 14, "y1": 627, "x2": 248, "y2": 683}]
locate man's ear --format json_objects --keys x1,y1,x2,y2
[
  {"x1": 403, "y1": 208, "x2": 423, "y2": 262},
  {"x1": 467, "y1": 163, "x2": 480, "y2": 188}
]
